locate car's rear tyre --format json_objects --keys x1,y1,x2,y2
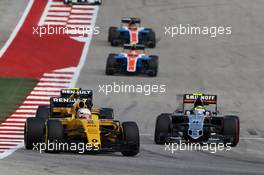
[
  {"x1": 223, "y1": 115, "x2": 240, "y2": 147},
  {"x1": 154, "y1": 113, "x2": 171, "y2": 144},
  {"x1": 24, "y1": 117, "x2": 45, "y2": 149},
  {"x1": 148, "y1": 55, "x2": 159, "y2": 77},
  {"x1": 45, "y1": 120, "x2": 64, "y2": 153},
  {"x1": 36, "y1": 106, "x2": 49, "y2": 120},
  {"x1": 105, "y1": 54, "x2": 117, "y2": 75},
  {"x1": 109, "y1": 29, "x2": 120, "y2": 46},
  {"x1": 108, "y1": 27, "x2": 117, "y2": 42},
  {"x1": 99, "y1": 108, "x2": 114, "y2": 119},
  {"x1": 144, "y1": 28, "x2": 156, "y2": 48},
  {"x1": 148, "y1": 31, "x2": 156, "y2": 48},
  {"x1": 121, "y1": 122, "x2": 140, "y2": 156}
]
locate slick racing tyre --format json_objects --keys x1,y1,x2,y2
[
  {"x1": 105, "y1": 54, "x2": 117, "y2": 75},
  {"x1": 148, "y1": 30, "x2": 156, "y2": 48},
  {"x1": 99, "y1": 108, "x2": 114, "y2": 119},
  {"x1": 148, "y1": 55, "x2": 159, "y2": 77},
  {"x1": 108, "y1": 27, "x2": 117, "y2": 42},
  {"x1": 223, "y1": 115, "x2": 240, "y2": 147},
  {"x1": 121, "y1": 122, "x2": 140, "y2": 156},
  {"x1": 109, "y1": 28, "x2": 120, "y2": 46},
  {"x1": 144, "y1": 28, "x2": 156, "y2": 48},
  {"x1": 36, "y1": 106, "x2": 50, "y2": 120},
  {"x1": 45, "y1": 120, "x2": 64, "y2": 153},
  {"x1": 154, "y1": 113, "x2": 171, "y2": 144},
  {"x1": 24, "y1": 117, "x2": 45, "y2": 149},
  {"x1": 94, "y1": 0, "x2": 102, "y2": 5},
  {"x1": 63, "y1": 0, "x2": 72, "y2": 4}
]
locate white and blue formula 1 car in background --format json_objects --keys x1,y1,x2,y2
[
  {"x1": 105, "y1": 44, "x2": 158, "y2": 77},
  {"x1": 108, "y1": 17, "x2": 156, "y2": 48}
]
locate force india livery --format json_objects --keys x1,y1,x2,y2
[
  {"x1": 105, "y1": 44, "x2": 159, "y2": 77},
  {"x1": 24, "y1": 89, "x2": 140, "y2": 156},
  {"x1": 108, "y1": 17, "x2": 156, "y2": 48},
  {"x1": 155, "y1": 93, "x2": 240, "y2": 147}
]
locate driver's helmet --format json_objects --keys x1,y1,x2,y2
[
  {"x1": 194, "y1": 96, "x2": 204, "y2": 108},
  {"x1": 70, "y1": 91, "x2": 80, "y2": 99},
  {"x1": 128, "y1": 47, "x2": 139, "y2": 57},
  {"x1": 194, "y1": 105, "x2": 206, "y2": 115},
  {"x1": 77, "y1": 108, "x2": 91, "y2": 119},
  {"x1": 128, "y1": 22, "x2": 137, "y2": 30}
]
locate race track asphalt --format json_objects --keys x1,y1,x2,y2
[{"x1": 1, "y1": 0, "x2": 264, "y2": 174}]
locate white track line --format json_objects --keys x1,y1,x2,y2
[
  {"x1": 0, "y1": 139, "x2": 23, "y2": 142},
  {"x1": 10, "y1": 114, "x2": 35, "y2": 118},
  {"x1": 45, "y1": 16, "x2": 68, "y2": 21},
  {"x1": 39, "y1": 0, "x2": 52, "y2": 26},
  {"x1": 19, "y1": 105, "x2": 39, "y2": 109},
  {"x1": 0, "y1": 143, "x2": 24, "y2": 159},
  {"x1": 54, "y1": 67, "x2": 76, "y2": 73},
  {"x1": 50, "y1": 7, "x2": 71, "y2": 11},
  {"x1": 0, "y1": 0, "x2": 34, "y2": 57},
  {"x1": 48, "y1": 12, "x2": 70, "y2": 16},
  {"x1": 70, "y1": 6, "x2": 98, "y2": 87},
  {"x1": 37, "y1": 82, "x2": 69, "y2": 87},
  {"x1": 73, "y1": 5, "x2": 95, "y2": 9},
  {"x1": 0, "y1": 135, "x2": 24, "y2": 138},
  {"x1": 71, "y1": 9, "x2": 93, "y2": 13},
  {"x1": 51, "y1": 2, "x2": 63, "y2": 5},
  {"x1": 27, "y1": 96, "x2": 51, "y2": 100},
  {"x1": 0, "y1": 127, "x2": 24, "y2": 130},
  {"x1": 68, "y1": 19, "x2": 90, "y2": 23},
  {"x1": 43, "y1": 73, "x2": 73, "y2": 78},
  {"x1": 15, "y1": 110, "x2": 37, "y2": 113},
  {"x1": 66, "y1": 24, "x2": 90, "y2": 28},
  {"x1": 0, "y1": 131, "x2": 24, "y2": 134},
  {"x1": 70, "y1": 15, "x2": 91, "y2": 19},
  {"x1": 34, "y1": 87, "x2": 62, "y2": 91},
  {"x1": 44, "y1": 21, "x2": 67, "y2": 25},
  {"x1": 40, "y1": 78, "x2": 72, "y2": 82},
  {"x1": 23, "y1": 101, "x2": 50, "y2": 105},
  {"x1": 30, "y1": 91, "x2": 59, "y2": 95}
]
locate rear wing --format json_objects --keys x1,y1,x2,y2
[
  {"x1": 121, "y1": 17, "x2": 141, "y2": 24},
  {"x1": 123, "y1": 44, "x2": 145, "y2": 50},
  {"x1": 50, "y1": 97, "x2": 77, "y2": 107},
  {"x1": 183, "y1": 93, "x2": 217, "y2": 105},
  {"x1": 60, "y1": 89, "x2": 93, "y2": 99}
]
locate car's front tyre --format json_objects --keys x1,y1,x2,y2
[
  {"x1": 121, "y1": 122, "x2": 140, "y2": 156},
  {"x1": 24, "y1": 117, "x2": 45, "y2": 149}
]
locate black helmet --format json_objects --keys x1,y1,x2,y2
[{"x1": 194, "y1": 96, "x2": 204, "y2": 108}]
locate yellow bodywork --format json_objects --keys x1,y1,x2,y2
[{"x1": 50, "y1": 100, "x2": 119, "y2": 149}]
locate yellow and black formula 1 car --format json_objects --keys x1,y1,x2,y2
[
  {"x1": 35, "y1": 88, "x2": 113, "y2": 120},
  {"x1": 24, "y1": 89, "x2": 139, "y2": 156}
]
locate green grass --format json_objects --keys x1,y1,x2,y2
[{"x1": 0, "y1": 77, "x2": 37, "y2": 121}]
